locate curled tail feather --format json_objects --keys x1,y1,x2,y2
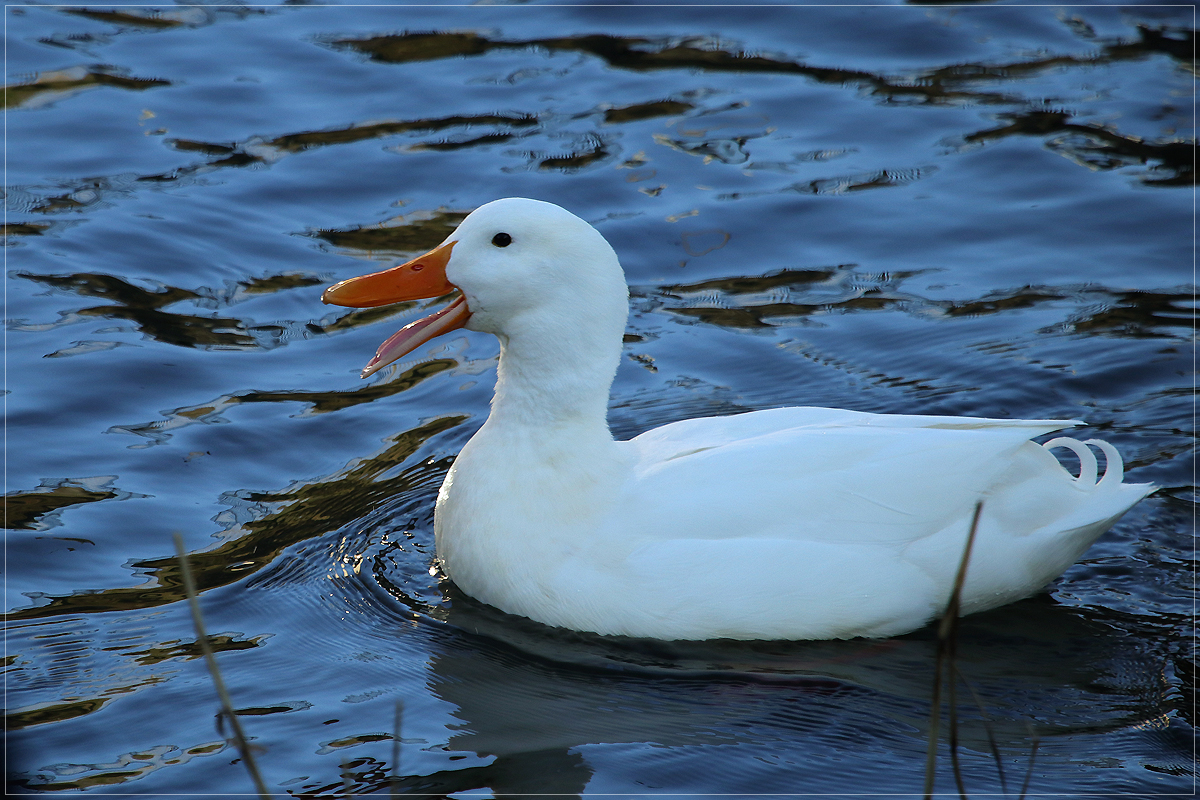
[{"x1": 1042, "y1": 437, "x2": 1124, "y2": 490}]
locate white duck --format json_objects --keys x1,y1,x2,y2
[{"x1": 323, "y1": 198, "x2": 1154, "y2": 640}]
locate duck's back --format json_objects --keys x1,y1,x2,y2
[{"x1": 626, "y1": 407, "x2": 1073, "y2": 542}]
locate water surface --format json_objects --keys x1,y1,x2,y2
[{"x1": 5, "y1": 3, "x2": 1194, "y2": 797}]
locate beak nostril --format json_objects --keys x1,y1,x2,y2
[{"x1": 412, "y1": 264, "x2": 424, "y2": 271}]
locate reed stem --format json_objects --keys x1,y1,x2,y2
[
  {"x1": 923, "y1": 501, "x2": 983, "y2": 800},
  {"x1": 173, "y1": 533, "x2": 271, "y2": 799}
]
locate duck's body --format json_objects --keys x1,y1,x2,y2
[{"x1": 323, "y1": 198, "x2": 1154, "y2": 640}]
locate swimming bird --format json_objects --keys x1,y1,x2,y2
[{"x1": 322, "y1": 198, "x2": 1154, "y2": 640}]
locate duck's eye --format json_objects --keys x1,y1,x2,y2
[{"x1": 491, "y1": 232, "x2": 513, "y2": 248}]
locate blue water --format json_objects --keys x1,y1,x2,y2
[{"x1": 6, "y1": 3, "x2": 1194, "y2": 797}]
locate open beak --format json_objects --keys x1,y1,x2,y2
[{"x1": 322, "y1": 240, "x2": 471, "y2": 378}]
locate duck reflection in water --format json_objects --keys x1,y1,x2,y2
[{"x1": 366, "y1": 587, "x2": 1171, "y2": 797}]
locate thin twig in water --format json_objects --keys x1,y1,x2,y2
[
  {"x1": 923, "y1": 625, "x2": 946, "y2": 795},
  {"x1": 954, "y1": 664, "x2": 1008, "y2": 795},
  {"x1": 948, "y1": 623, "x2": 966, "y2": 799},
  {"x1": 173, "y1": 533, "x2": 272, "y2": 799},
  {"x1": 923, "y1": 501, "x2": 983, "y2": 800}
]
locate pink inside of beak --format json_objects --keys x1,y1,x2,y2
[{"x1": 361, "y1": 294, "x2": 471, "y2": 379}]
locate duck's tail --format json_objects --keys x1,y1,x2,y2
[
  {"x1": 1033, "y1": 435, "x2": 1156, "y2": 557},
  {"x1": 954, "y1": 434, "x2": 1154, "y2": 618},
  {"x1": 1041, "y1": 437, "x2": 1127, "y2": 491}
]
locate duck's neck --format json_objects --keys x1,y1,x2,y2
[{"x1": 487, "y1": 324, "x2": 619, "y2": 438}]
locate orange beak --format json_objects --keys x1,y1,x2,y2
[{"x1": 322, "y1": 240, "x2": 471, "y2": 378}]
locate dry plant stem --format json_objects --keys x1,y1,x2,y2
[
  {"x1": 954, "y1": 665, "x2": 1008, "y2": 795},
  {"x1": 173, "y1": 533, "x2": 272, "y2": 800},
  {"x1": 922, "y1": 501, "x2": 984, "y2": 800},
  {"x1": 948, "y1": 627, "x2": 966, "y2": 798},
  {"x1": 923, "y1": 641, "x2": 945, "y2": 796}
]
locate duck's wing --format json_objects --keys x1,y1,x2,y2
[
  {"x1": 620, "y1": 407, "x2": 1080, "y2": 546},
  {"x1": 630, "y1": 406, "x2": 1078, "y2": 460}
]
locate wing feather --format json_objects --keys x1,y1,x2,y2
[{"x1": 616, "y1": 408, "x2": 1080, "y2": 546}]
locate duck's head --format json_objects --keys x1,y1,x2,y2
[{"x1": 323, "y1": 198, "x2": 628, "y2": 379}]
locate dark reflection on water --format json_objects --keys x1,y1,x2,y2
[
  {"x1": 5, "y1": 65, "x2": 170, "y2": 111},
  {"x1": 655, "y1": 268, "x2": 1196, "y2": 337},
  {"x1": 9, "y1": 415, "x2": 466, "y2": 621},
  {"x1": 6, "y1": 478, "x2": 122, "y2": 531},
  {"x1": 6, "y1": 3, "x2": 1193, "y2": 797},
  {"x1": 965, "y1": 108, "x2": 1194, "y2": 187},
  {"x1": 313, "y1": 209, "x2": 468, "y2": 253}
]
